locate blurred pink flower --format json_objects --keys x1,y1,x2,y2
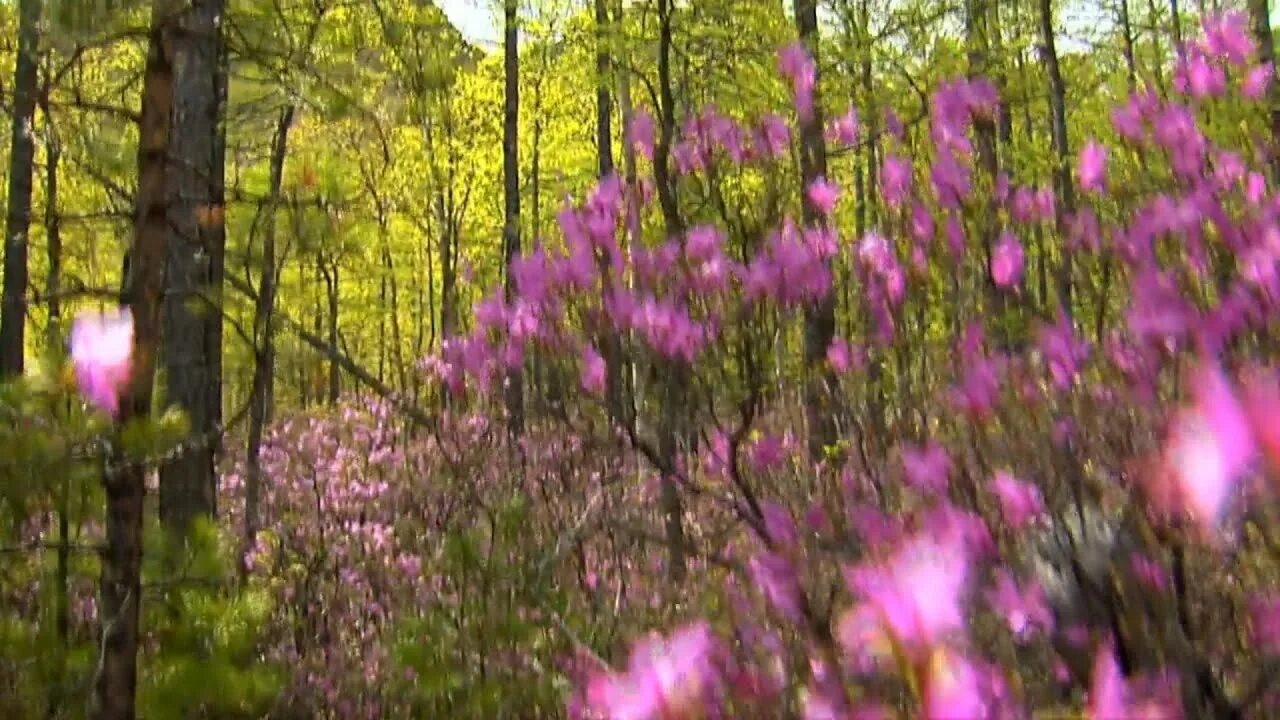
[
  {"x1": 843, "y1": 533, "x2": 971, "y2": 655},
  {"x1": 1078, "y1": 140, "x2": 1108, "y2": 193},
  {"x1": 986, "y1": 568, "x2": 1053, "y2": 640},
  {"x1": 990, "y1": 470, "x2": 1045, "y2": 529},
  {"x1": 923, "y1": 651, "x2": 988, "y2": 720},
  {"x1": 991, "y1": 231, "x2": 1025, "y2": 288},
  {"x1": 585, "y1": 622, "x2": 717, "y2": 720},
  {"x1": 1153, "y1": 362, "x2": 1255, "y2": 532},
  {"x1": 70, "y1": 308, "x2": 135, "y2": 417},
  {"x1": 1088, "y1": 645, "x2": 1129, "y2": 720},
  {"x1": 807, "y1": 176, "x2": 840, "y2": 215},
  {"x1": 581, "y1": 345, "x2": 607, "y2": 396}
]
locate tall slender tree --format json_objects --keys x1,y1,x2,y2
[
  {"x1": 503, "y1": 0, "x2": 525, "y2": 436},
  {"x1": 0, "y1": 0, "x2": 44, "y2": 377},
  {"x1": 793, "y1": 0, "x2": 837, "y2": 460},
  {"x1": 92, "y1": 2, "x2": 179, "y2": 717}
]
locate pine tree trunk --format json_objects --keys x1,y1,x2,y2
[
  {"x1": 91, "y1": 3, "x2": 178, "y2": 717},
  {"x1": 159, "y1": 0, "x2": 226, "y2": 535}
]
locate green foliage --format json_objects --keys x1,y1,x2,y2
[
  {"x1": 386, "y1": 492, "x2": 568, "y2": 718},
  {"x1": 138, "y1": 520, "x2": 285, "y2": 719}
]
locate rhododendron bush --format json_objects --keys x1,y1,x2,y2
[{"x1": 7, "y1": 9, "x2": 1280, "y2": 720}]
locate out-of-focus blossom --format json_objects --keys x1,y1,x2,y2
[
  {"x1": 584, "y1": 622, "x2": 718, "y2": 720},
  {"x1": 70, "y1": 308, "x2": 135, "y2": 417},
  {"x1": 1078, "y1": 140, "x2": 1108, "y2": 193},
  {"x1": 991, "y1": 232, "x2": 1025, "y2": 288},
  {"x1": 842, "y1": 533, "x2": 971, "y2": 656},
  {"x1": 1151, "y1": 362, "x2": 1255, "y2": 533},
  {"x1": 923, "y1": 650, "x2": 988, "y2": 720},
  {"x1": 990, "y1": 471, "x2": 1045, "y2": 530}
]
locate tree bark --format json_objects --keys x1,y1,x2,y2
[
  {"x1": 91, "y1": 3, "x2": 178, "y2": 718},
  {"x1": 1038, "y1": 0, "x2": 1075, "y2": 314},
  {"x1": 0, "y1": 0, "x2": 43, "y2": 377},
  {"x1": 503, "y1": 0, "x2": 525, "y2": 436},
  {"x1": 654, "y1": 0, "x2": 687, "y2": 582},
  {"x1": 159, "y1": 0, "x2": 226, "y2": 536},
  {"x1": 595, "y1": 0, "x2": 626, "y2": 426},
  {"x1": 793, "y1": 0, "x2": 837, "y2": 461},
  {"x1": 1248, "y1": 0, "x2": 1280, "y2": 181}
]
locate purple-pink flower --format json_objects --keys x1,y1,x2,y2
[
  {"x1": 584, "y1": 622, "x2": 717, "y2": 720},
  {"x1": 1151, "y1": 362, "x2": 1255, "y2": 533},
  {"x1": 991, "y1": 231, "x2": 1025, "y2": 289},
  {"x1": 70, "y1": 308, "x2": 135, "y2": 417},
  {"x1": 842, "y1": 533, "x2": 971, "y2": 656},
  {"x1": 1078, "y1": 140, "x2": 1108, "y2": 193},
  {"x1": 990, "y1": 471, "x2": 1045, "y2": 529},
  {"x1": 806, "y1": 176, "x2": 840, "y2": 215}
]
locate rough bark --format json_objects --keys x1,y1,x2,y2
[
  {"x1": 91, "y1": 3, "x2": 178, "y2": 718},
  {"x1": 503, "y1": 0, "x2": 525, "y2": 436},
  {"x1": 159, "y1": 0, "x2": 226, "y2": 535},
  {"x1": 0, "y1": 0, "x2": 43, "y2": 377}
]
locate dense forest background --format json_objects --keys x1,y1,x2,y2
[{"x1": 3, "y1": 0, "x2": 1280, "y2": 718}]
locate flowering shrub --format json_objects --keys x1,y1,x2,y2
[
  {"x1": 424, "y1": 11, "x2": 1280, "y2": 719},
  {"x1": 9, "y1": 9, "x2": 1280, "y2": 720}
]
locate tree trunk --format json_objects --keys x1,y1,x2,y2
[
  {"x1": 595, "y1": 0, "x2": 626, "y2": 426},
  {"x1": 244, "y1": 105, "x2": 292, "y2": 547},
  {"x1": 614, "y1": 0, "x2": 640, "y2": 434},
  {"x1": 1248, "y1": 0, "x2": 1280, "y2": 181},
  {"x1": 0, "y1": 0, "x2": 43, "y2": 378},
  {"x1": 1038, "y1": 0, "x2": 1075, "y2": 314},
  {"x1": 91, "y1": 3, "x2": 178, "y2": 717},
  {"x1": 42, "y1": 94, "x2": 61, "y2": 343},
  {"x1": 159, "y1": 0, "x2": 225, "y2": 535},
  {"x1": 654, "y1": 0, "x2": 687, "y2": 582},
  {"x1": 503, "y1": 0, "x2": 525, "y2": 436},
  {"x1": 322, "y1": 258, "x2": 340, "y2": 404},
  {"x1": 793, "y1": 0, "x2": 837, "y2": 461}
]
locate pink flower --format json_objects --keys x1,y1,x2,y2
[
  {"x1": 991, "y1": 231, "x2": 1025, "y2": 288},
  {"x1": 843, "y1": 533, "x2": 971, "y2": 655},
  {"x1": 1244, "y1": 62, "x2": 1273, "y2": 99},
  {"x1": 1078, "y1": 140, "x2": 1107, "y2": 193},
  {"x1": 901, "y1": 441, "x2": 951, "y2": 494},
  {"x1": 1241, "y1": 365, "x2": 1280, "y2": 480},
  {"x1": 990, "y1": 471, "x2": 1045, "y2": 529},
  {"x1": 826, "y1": 338, "x2": 851, "y2": 373},
  {"x1": 581, "y1": 345, "x2": 607, "y2": 396},
  {"x1": 1088, "y1": 645, "x2": 1129, "y2": 720},
  {"x1": 986, "y1": 568, "x2": 1053, "y2": 640},
  {"x1": 826, "y1": 108, "x2": 859, "y2": 145},
  {"x1": 70, "y1": 308, "x2": 135, "y2": 417},
  {"x1": 806, "y1": 176, "x2": 840, "y2": 215},
  {"x1": 880, "y1": 154, "x2": 912, "y2": 207},
  {"x1": 629, "y1": 108, "x2": 655, "y2": 160},
  {"x1": 778, "y1": 42, "x2": 816, "y2": 120},
  {"x1": 923, "y1": 651, "x2": 988, "y2": 720},
  {"x1": 1152, "y1": 362, "x2": 1255, "y2": 533},
  {"x1": 585, "y1": 622, "x2": 717, "y2": 720}
]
